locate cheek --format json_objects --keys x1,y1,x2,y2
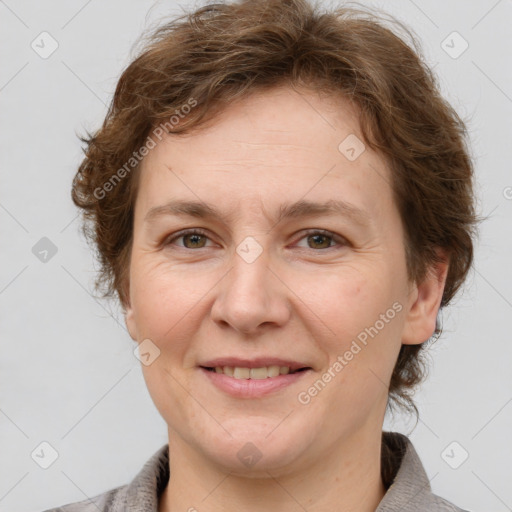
[
  {"x1": 307, "y1": 272, "x2": 404, "y2": 422},
  {"x1": 129, "y1": 259, "x2": 179, "y2": 336},
  {"x1": 317, "y1": 266, "x2": 382, "y2": 328},
  {"x1": 316, "y1": 266, "x2": 404, "y2": 366},
  {"x1": 129, "y1": 256, "x2": 215, "y2": 354}
]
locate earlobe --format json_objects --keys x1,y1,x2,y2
[
  {"x1": 401, "y1": 251, "x2": 449, "y2": 345},
  {"x1": 125, "y1": 305, "x2": 138, "y2": 342},
  {"x1": 122, "y1": 279, "x2": 138, "y2": 342}
]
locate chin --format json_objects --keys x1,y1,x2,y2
[
  {"x1": 207, "y1": 441, "x2": 307, "y2": 477},
  {"x1": 199, "y1": 416, "x2": 318, "y2": 476}
]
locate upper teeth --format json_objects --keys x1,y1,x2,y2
[{"x1": 214, "y1": 366, "x2": 292, "y2": 379}]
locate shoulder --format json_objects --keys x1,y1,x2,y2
[
  {"x1": 40, "y1": 444, "x2": 169, "y2": 512},
  {"x1": 41, "y1": 484, "x2": 126, "y2": 512},
  {"x1": 432, "y1": 494, "x2": 471, "y2": 512},
  {"x1": 378, "y1": 432, "x2": 471, "y2": 512}
]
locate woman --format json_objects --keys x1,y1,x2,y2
[{"x1": 44, "y1": 0, "x2": 476, "y2": 510}]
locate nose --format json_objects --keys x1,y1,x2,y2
[{"x1": 210, "y1": 242, "x2": 292, "y2": 335}]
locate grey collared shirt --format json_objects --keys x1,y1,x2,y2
[{"x1": 43, "y1": 432, "x2": 470, "y2": 511}]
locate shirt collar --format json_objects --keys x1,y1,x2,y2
[{"x1": 376, "y1": 431, "x2": 434, "y2": 511}]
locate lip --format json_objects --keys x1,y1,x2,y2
[
  {"x1": 199, "y1": 357, "x2": 311, "y2": 373},
  {"x1": 199, "y1": 366, "x2": 312, "y2": 398}
]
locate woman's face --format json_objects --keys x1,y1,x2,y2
[{"x1": 125, "y1": 85, "x2": 444, "y2": 475}]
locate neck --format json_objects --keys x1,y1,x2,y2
[{"x1": 159, "y1": 426, "x2": 387, "y2": 512}]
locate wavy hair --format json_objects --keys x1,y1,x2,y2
[{"x1": 72, "y1": 0, "x2": 477, "y2": 426}]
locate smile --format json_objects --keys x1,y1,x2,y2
[
  {"x1": 199, "y1": 366, "x2": 312, "y2": 398},
  {"x1": 202, "y1": 365, "x2": 310, "y2": 379}
]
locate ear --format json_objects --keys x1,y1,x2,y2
[
  {"x1": 124, "y1": 300, "x2": 138, "y2": 342},
  {"x1": 401, "y1": 250, "x2": 449, "y2": 345},
  {"x1": 121, "y1": 276, "x2": 138, "y2": 342}
]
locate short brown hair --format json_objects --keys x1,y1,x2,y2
[{"x1": 72, "y1": 0, "x2": 477, "y2": 420}]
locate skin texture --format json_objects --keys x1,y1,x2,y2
[{"x1": 125, "y1": 84, "x2": 448, "y2": 512}]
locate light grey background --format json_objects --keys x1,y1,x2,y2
[{"x1": 1, "y1": 0, "x2": 511, "y2": 511}]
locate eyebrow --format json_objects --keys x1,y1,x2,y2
[{"x1": 144, "y1": 198, "x2": 370, "y2": 227}]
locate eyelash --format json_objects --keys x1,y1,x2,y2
[{"x1": 164, "y1": 228, "x2": 348, "y2": 251}]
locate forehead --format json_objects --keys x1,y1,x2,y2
[{"x1": 135, "y1": 85, "x2": 395, "y2": 226}]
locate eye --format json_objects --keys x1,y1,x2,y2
[
  {"x1": 165, "y1": 228, "x2": 347, "y2": 251},
  {"x1": 295, "y1": 229, "x2": 348, "y2": 250},
  {"x1": 165, "y1": 228, "x2": 212, "y2": 249}
]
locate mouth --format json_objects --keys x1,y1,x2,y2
[
  {"x1": 199, "y1": 363, "x2": 313, "y2": 398},
  {"x1": 200, "y1": 365, "x2": 312, "y2": 379},
  {"x1": 197, "y1": 357, "x2": 314, "y2": 397}
]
